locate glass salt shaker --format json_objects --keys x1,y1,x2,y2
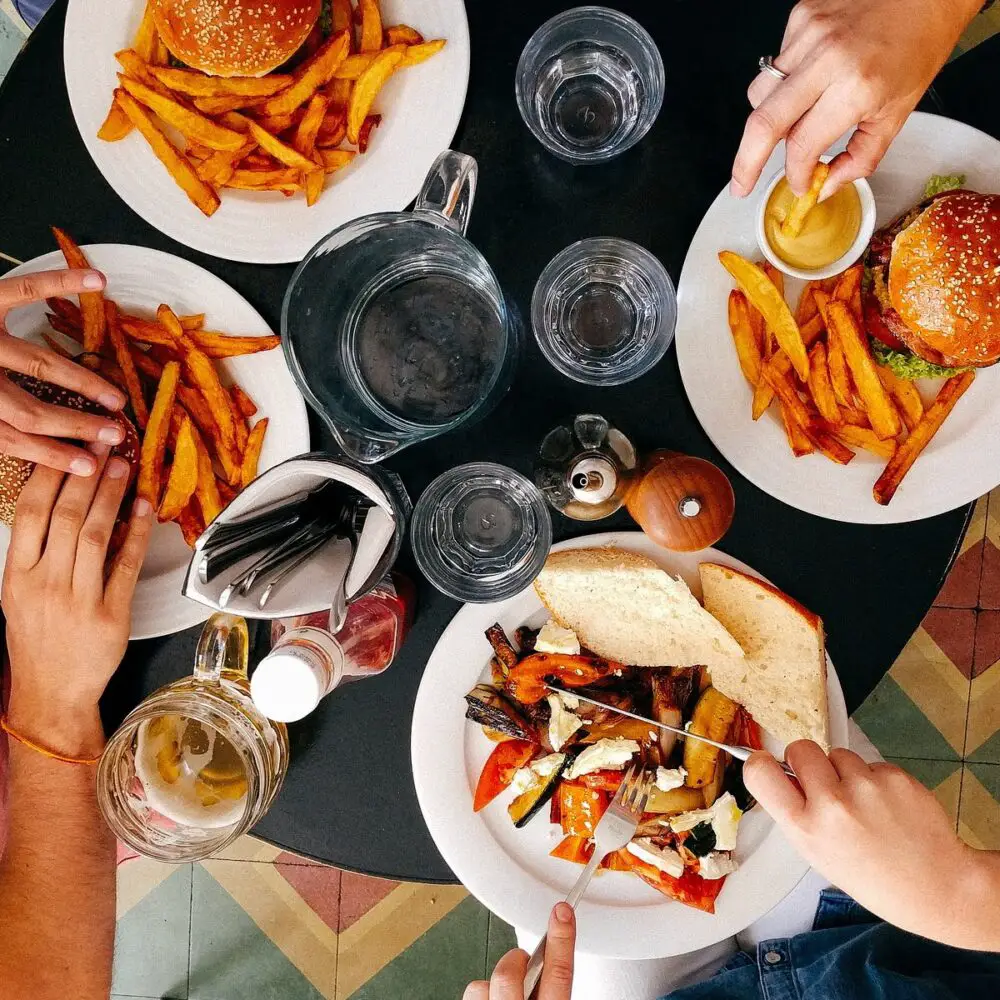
[{"x1": 251, "y1": 572, "x2": 415, "y2": 723}]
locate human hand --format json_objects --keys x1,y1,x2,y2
[
  {"x1": 731, "y1": 0, "x2": 981, "y2": 197},
  {"x1": 745, "y1": 741, "x2": 1000, "y2": 950},
  {"x1": 0, "y1": 269, "x2": 128, "y2": 476},
  {"x1": 2, "y1": 454, "x2": 153, "y2": 754},
  {"x1": 463, "y1": 903, "x2": 575, "y2": 1000}
]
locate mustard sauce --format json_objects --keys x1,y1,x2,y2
[{"x1": 765, "y1": 179, "x2": 862, "y2": 270}]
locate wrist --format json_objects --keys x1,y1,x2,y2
[{"x1": 5, "y1": 693, "x2": 106, "y2": 759}]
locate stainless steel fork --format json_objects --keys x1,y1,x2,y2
[{"x1": 523, "y1": 765, "x2": 655, "y2": 998}]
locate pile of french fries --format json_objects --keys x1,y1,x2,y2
[
  {"x1": 720, "y1": 251, "x2": 976, "y2": 506},
  {"x1": 98, "y1": 0, "x2": 446, "y2": 215},
  {"x1": 45, "y1": 228, "x2": 277, "y2": 546}
]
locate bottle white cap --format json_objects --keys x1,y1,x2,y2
[{"x1": 251, "y1": 630, "x2": 342, "y2": 723}]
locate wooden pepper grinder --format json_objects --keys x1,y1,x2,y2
[{"x1": 625, "y1": 450, "x2": 735, "y2": 552}]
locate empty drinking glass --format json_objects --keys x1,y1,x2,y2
[
  {"x1": 411, "y1": 463, "x2": 552, "y2": 603},
  {"x1": 532, "y1": 237, "x2": 676, "y2": 385},
  {"x1": 516, "y1": 7, "x2": 664, "y2": 164}
]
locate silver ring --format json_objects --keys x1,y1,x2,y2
[{"x1": 758, "y1": 56, "x2": 788, "y2": 82}]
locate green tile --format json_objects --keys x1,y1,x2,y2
[
  {"x1": 0, "y1": 9, "x2": 25, "y2": 81},
  {"x1": 113, "y1": 865, "x2": 192, "y2": 1000},
  {"x1": 885, "y1": 756, "x2": 961, "y2": 790},
  {"x1": 967, "y1": 761, "x2": 1000, "y2": 800},
  {"x1": 188, "y1": 865, "x2": 323, "y2": 1000},
  {"x1": 967, "y1": 727, "x2": 1000, "y2": 764},
  {"x1": 486, "y1": 911, "x2": 518, "y2": 975},
  {"x1": 343, "y1": 895, "x2": 489, "y2": 999},
  {"x1": 853, "y1": 676, "x2": 960, "y2": 760}
]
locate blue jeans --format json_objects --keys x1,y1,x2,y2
[{"x1": 664, "y1": 889, "x2": 1000, "y2": 1000}]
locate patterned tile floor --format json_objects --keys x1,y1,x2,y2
[{"x1": 2, "y1": 4, "x2": 999, "y2": 997}]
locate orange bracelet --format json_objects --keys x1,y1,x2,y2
[{"x1": 0, "y1": 714, "x2": 101, "y2": 765}]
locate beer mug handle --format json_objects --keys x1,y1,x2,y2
[
  {"x1": 194, "y1": 612, "x2": 250, "y2": 684},
  {"x1": 413, "y1": 150, "x2": 477, "y2": 235}
]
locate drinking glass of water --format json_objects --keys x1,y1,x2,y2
[
  {"x1": 282, "y1": 151, "x2": 519, "y2": 464},
  {"x1": 532, "y1": 237, "x2": 676, "y2": 385},
  {"x1": 411, "y1": 463, "x2": 552, "y2": 603},
  {"x1": 516, "y1": 6, "x2": 664, "y2": 164}
]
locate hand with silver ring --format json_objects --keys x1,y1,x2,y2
[{"x1": 732, "y1": 0, "x2": 983, "y2": 199}]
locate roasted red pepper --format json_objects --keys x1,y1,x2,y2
[
  {"x1": 579, "y1": 769, "x2": 627, "y2": 793},
  {"x1": 557, "y1": 782, "x2": 609, "y2": 837},
  {"x1": 505, "y1": 653, "x2": 613, "y2": 704},
  {"x1": 623, "y1": 854, "x2": 727, "y2": 914},
  {"x1": 550, "y1": 834, "x2": 593, "y2": 865},
  {"x1": 473, "y1": 739, "x2": 536, "y2": 812}
]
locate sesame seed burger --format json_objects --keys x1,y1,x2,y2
[
  {"x1": 864, "y1": 184, "x2": 1000, "y2": 379},
  {"x1": 0, "y1": 376, "x2": 140, "y2": 546},
  {"x1": 150, "y1": 0, "x2": 322, "y2": 78}
]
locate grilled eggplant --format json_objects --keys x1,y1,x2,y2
[
  {"x1": 465, "y1": 685, "x2": 534, "y2": 741},
  {"x1": 651, "y1": 668, "x2": 697, "y2": 760},
  {"x1": 485, "y1": 624, "x2": 519, "y2": 681},
  {"x1": 507, "y1": 752, "x2": 568, "y2": 828},
  {"x1": 684, "y1": 687, "x2": 739, "y2": 787}
]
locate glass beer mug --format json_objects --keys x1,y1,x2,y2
[{"x1": 97, "y1": 614, "x2": 289, "y2": 862}]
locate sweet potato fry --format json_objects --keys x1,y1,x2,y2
[
  {"x1": 359, "y1": 0, "x2": 383, "y2": 52},
  {"x1": 719, "y1": 251, "x2": 808, "y2": 380},
  {"x1": 98, "y1": 99, "x2": 133, "y2": 141},
  {"x1": 334, "y1": 54, "x2": 377, "y2": 80},
  {"x1": 304, "y1": 169, "x2": 325, "y2": 206},
  {"x1": 779, "y1": 401, "x2": 813, "y2": 457},
  {"x1": 192, "y1": 424, "x2": 225, "y2": 526},
  {"x1": 399, "y1": 39, "x2": 447, "y2": 68},
  {"x1": 319, "y1": 149, "x2": 357, "y2": 173},
  {"x1": 241, "y1": 418, "x2": 269, "y2": 488},
  {"x1": 814, "y1": 290, "x2": 854, "y2": 407},
  {"x1": 46, "y1": 315, "x2": 83, "y2": 343},
  {"x1": 133, "y1": 1, "x2": 158, "y2": 63},
  {"x1": 114, "y1": 90, "x2": 221, "y2": 217},
  {"x1": 751, "y1": 379, "x2": 773, "y2": 421},
  {"x1": 763, "y1": 363, "x2": 814, "y2": 432},
  {"x1": 246, "y1": 121, "x2": 318, "y2": 171},
  {"x1": 833, "y1": 264, "x2": 863, "y2": 306},
  {"x1": 332, "y1": 0, "x2": 353, "y2": 34},
  {"x1": 877, "y1": 365, "x2": 924, "y2": 431},
  {"x1": 226, "y1": 170, "x2": 301, "y2": 193},
  {"x1": 230, "y1": 385, "x2": 258, "y2": 419},
  {"x1": 780, "y1": 162, "x2": 830, "y2": 238},
  {"x1": 254, "y1": 110, "x2": 302, "y2": 134},
  {"x1": 326, "y1": 78, "x2": 354, "y2": 110},
  {"x1": 187, "y1": 331, "x2": 281, "y2": 358},
  {"x1": 806, "y1": 342, "x2": 841, "y2": 426},
  {"x1": 810, "y1": 427, "x2": 855, "y2": 465},
  {"x1": 294, "y1": 93, "x2": 329, "y2": 158},
  {"x1": 180, "y1": 314, "x2": 205, "y2": 331},
  {"x1": 149, "y1": 66, "x2": 294, "y2": 98},
  {"x1": 796, "y1": 283, "x2": 820, "y2": 326},
  {"x1": 41, "y1": 333, "x2": 74, "y2": 359},
  {"x1": 824, "y1": 300, "x2": 901, "y2": 440},
  {"x1": 159, "y1": 415, "x2": 198, "y2": 522},
  {"x1": 258, "y1": 31, "x2": 351, "y2": 117},
  {"x1": 121, "y1": 315, "x2": 177, "y2": 347},
  {"x1": 228, "y1": 390, "x2": 249, "y2": 455},
  {"x1": 727, "y1": 290, "x2": 762, "y2": 387},
  {"x1": 348, "y1": 46, "x2": 405, "y2": 144},
  {"x1": 177, "y1": 502, "x2": 203, "y2": 548},
  {"x1": 118, "y1": 75, "x2": 246, "y2": 151},
  {"x1": 51, "y1": 227, "x2": 105, "y2": 353},
  {"x1": 357, "y1": 114, "x2": 381, "y2": 153},
  {"x1": 834, "y1": 424, "x2": 896, "y2": 460},
  {"x1": 138, "y1": 360, "x2": 180, "y2": 506},
  {"x1": 178, "y1": 341, "x2": 237, "y2": 452},
  {"x1": 193, "y1": 94, "x2": 269, "y2": 115},
  {"x1": 46, "y1": 296, "x2": 82, "y2": 328},
  {"x1": 874, "y1": 372, "x2": 975, "y2": 505},
  {"x1": 386, "y1": 25, "x2": 424, "y2": 46},
  {"x1": 105, "y1": 301, "x2": 149, "y2": 429},
  {"x1": 115, "y1": 49, "x2": 174, "y2": 93}
]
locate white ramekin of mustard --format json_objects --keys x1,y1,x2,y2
[{"x1": 755, "y1": 157, "x2": 876, "y2": 281}]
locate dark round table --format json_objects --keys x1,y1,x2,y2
[{"x1": 0, "y1": 0, "x2": 987, "y2": 883}]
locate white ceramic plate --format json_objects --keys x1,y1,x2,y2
[
  {"x1": 676, "y1": 112, "x2": 1000, "y2": 524},
  {"x1": 0, "y1": 245, "x2": 310, "y2": 639},
  {"x1": 63, "y1": 0, "x2": 470, "y2": 264},
  {"x1": 411, "y1": 532, "x2": 849, "y2": 959}
]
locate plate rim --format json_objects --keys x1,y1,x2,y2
[
  {"x1": 675, "y1": 110, "x2": 1000, "y2": 525},
  {"x1": 411, "y1": 530, "x2": 849, "y2": 958},
  {"x1": 61, "y1": 0, "x2": 472, "y2": 264},
  {"x1": 0, "y1": 243, "x2": 310, "y2": 639}
]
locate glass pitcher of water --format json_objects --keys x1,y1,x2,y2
[
  {"x1": 97, "y1": 614, "x2": 289, "y2": 862},
  {"x1": 281, "y1": 150, "x2": 520, "y2": 463}
]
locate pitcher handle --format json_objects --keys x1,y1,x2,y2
[
  {"x1": 413, "y1": 150, "x2": 477, "y2": 235},
  {"x1": 194, "y1": 612, "x2": 250, "y2": 684}
]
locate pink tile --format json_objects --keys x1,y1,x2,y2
[
  {"x1": 274, "y1": 862, "x2": 342, "y2": 933},
  {"x1": 338, "y1": 871, "x2": 400, "y2": 932},
  {"x1": 936, "y1": 543, "x2": 984, "y2": 608},
  {"x1": 921, "y1": 607, "x2": 976, "y2": 681}
]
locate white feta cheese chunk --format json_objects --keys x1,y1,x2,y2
[
  {"x1": 626, "y1": 839, "x2": 685, "y2": 878},
  {"x1": 698, "y1": 851, "x2": 738, "y2": 880},
  {"x1": 508, "y1": 753, "x2": 564, "y2": 797},
  {"x1": 654, "y1": 766, "x2": 687, "y2": 792},
  {"x1": 669, "y1": 791, "x2": 743, "y2": 851},
  {"x1": 530, "y1": 753, "x2": 564, "y2": 779},
  {"x1": 509, "y1": 766, "x2": 536, "y2": 797},
  {"x1": 546, "y1": 693, "x2": 583, "y2": 751},
  {"x1": 566, "y1": 738, "x2": 640, "y2": 780},
  {"x1": 535, "y1": 621, "x2": 581, "y2": 656}
]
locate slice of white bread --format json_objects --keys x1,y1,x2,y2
[
  {"x1": 533, "y1": 548, "x2": 745, "y2": 669},
  {"x1": 699, "y1": 562, "x2": 830, "y2": 750}
]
